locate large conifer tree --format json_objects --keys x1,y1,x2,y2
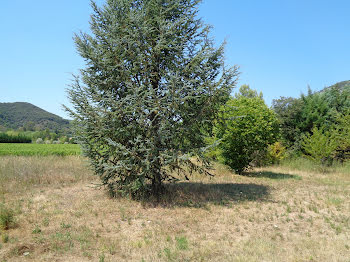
[{"x1": 66, "y1": 0, "x2": 238, "y2": 197}]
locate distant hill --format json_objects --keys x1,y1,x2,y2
[
  {"x1": 321, "y1": 80, "x2": 350, "y2": 92},
  {"x1": 0, "y1": 102, "x2": 70, "y2": 132}
]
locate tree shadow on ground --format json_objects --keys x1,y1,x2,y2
[
  {"x1": 144, "y1": 182, "x2": 270, "y2": 208},
  {"x1": 244, "y1": 171, "x2": 302, "y2": 180}
]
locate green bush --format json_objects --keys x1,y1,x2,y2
[
  {"x1": 214, "y1": 88, "x2": 279, "y2": 174},
  {"x1": 266, "y1": 142, "x2": 287, "y2": 164},
  {"x1": 1, "y1": 233, "x2": 9, "y2": 243}
]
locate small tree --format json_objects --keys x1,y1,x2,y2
[
  {"x1": 301, "y1": 126, "x2": 337, "y2": 167},
  {"x1": 266, "y1": 141, "x2": 287, "y2": 165},
  {"x1": 66, "y1": 0, "x2": 238, "y2": 197},
  {"x1": 214, "y1": 88, "x2": 279, "y2": 174}
]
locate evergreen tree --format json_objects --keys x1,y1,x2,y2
[
  {"x1": 272, "y1": 96, "x2": 303, "y2": 148},
  {"x1": 301, "y1": 127, "x2": 337, "y2": 167},
  {"x1": 66, "y1": 0, "x2": 238, "y2": 197}
]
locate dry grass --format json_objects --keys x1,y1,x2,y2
[{"x1": 0, "y1": 156, "x2": 349, "y2": 261}]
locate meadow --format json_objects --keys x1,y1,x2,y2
[
  {"x1": 0, "y1": 155, "x2": 349, "y2": 261},
  {"x1": 0, "y1": 144, "x2": 81, "y2": 156}
]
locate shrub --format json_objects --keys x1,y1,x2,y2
[
  {"x1": 301, "y1": 127, "x2": 337, "y2": 167},
  {"x1": 1, "y1": 233, "x2": 9, "y2": 243},
  {"x1": 215, "y1": 91, "x2": 279, "y2": 174},
  {"x1": 266, "y1": 142, "x2": 287, "y2": 164}
]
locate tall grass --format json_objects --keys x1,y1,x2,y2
[
  {"x1": 0, "y1": 156, "x2": 92, "y2": 194},
  {"x1": 278, "y1": 157, "x2": 350, "y2": 174}
]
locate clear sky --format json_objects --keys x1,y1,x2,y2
[{"x1": 1, "y1": 0, "x2": 349, "y2": 118}]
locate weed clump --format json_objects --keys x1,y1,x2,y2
[
  {"x1": 2, "y1": 233, "x2": 9, "y2": 243},
  {"x1": 0, "y1": 204, "x2": 15, "y2": 230}
]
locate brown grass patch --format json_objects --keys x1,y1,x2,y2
[{"x1": 0, "y1": 156, "x2": 349, "y2": 261}]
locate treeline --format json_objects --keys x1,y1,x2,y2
[
  {"x1": 0, "y1": 129, "x2": 74, "y2": 144},
  {"x1": 207, "y1": 81, "x2": 350, "y2": 173},
  {"x1": 0, "y1": 133, "x2": 31, "y2": 143},
  {"x1": 273, "y1": 81, "x2": 350, "y2": 164}
]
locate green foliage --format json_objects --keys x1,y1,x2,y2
[
  {"x1": 266, "y1": 142, "x2": 287, "y2": 165},
  {"x1": 1, "y1": 233, "x2": 9, "y2": 243},
  {"x1": 272, "y1": 96, "x2": 303, "y2": 148},
  {"x1": 235, "y1": 84, "x2": 263, "y2": 99},
  {"x1": 175, "y1": 236, "x2": 189, "y2": 250},
  {"x1": 66, "y1": 0, "x2": 238, "y2": 197},
  {"x1": 0, "y1": 144, "x2": 81, "y2": 156},
  {"x1": 215, "y1": 90, "x2": 279, "y2": 174},
  {"x1": 301, "y1": 127, "x2": 337, "y2": 166},
  {"x1": 0, "y1": 204, "x2": 15, "y2": 231},
  {"x1": 299, "y1": 87, "x2": 335, "y2": 133},
  {"x1": 0, "y1": 129, "x2": 74, "y2": 145},
  {"x1": 334, "y1": 111, "x2": 350, "y2": 161},
  {"x1": 273, "y1": 82, "x2": 350, "y2": 154},
  {"x1": 0, "y1": 133, "x2": 31, "y2": 143}
]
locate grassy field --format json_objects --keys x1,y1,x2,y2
[
  {"x1": 0, "y1": 156, "x2": 349, "y2": 261},
  {"x1": 0, "y1": 144, "x2": 81, "y2": 156}
]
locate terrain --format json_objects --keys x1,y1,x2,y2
[
  {"x1": 0, "y1": 156, "x2": 349, "y2": 261},
  {"x1": 0, "y1": 102, "x2": 70, "y2": 132},
  {"x1": 320, "y1": 80, "x2": 350, "y2": 92}
]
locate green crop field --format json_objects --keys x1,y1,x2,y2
[{"x1": 0, "y1": 143, "x2": 81, "y2": 156}]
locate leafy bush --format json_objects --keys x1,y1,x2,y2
[
  {"x1": 266, "y1": 142, "x2": 287, "y2": 164},
  {"x1": 215, "y1": 89, "x2": 279, "y2": 174}
]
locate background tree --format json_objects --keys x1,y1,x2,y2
[
  {"x1": 66, "y1": 0, "x2": 238, "y2": 197},
  {"x1": 334, "y1": 111, "x2": 350, "y2": 161},
  {"x1": 273, "y1": 83, "x2": 350, "y2": 153},
  {"x1": 214, "y1": 86, "x2": 279, "y2": 174},
  {"x1": 299, "y1": 88, "x2": 333, "y2": 133},
  {"x1": 272, "y1": 96, "x2": 303, "y2": 149},
  {"x1": 235, "y1": 84, "x2": 263, "y2": 99},
  {"x1": 301, "y1": 127, "x2": 337, "y2": 168}
]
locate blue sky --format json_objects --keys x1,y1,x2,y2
[{"x1": 1, "y1": 0, "x2": 349, "y2": 118}]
